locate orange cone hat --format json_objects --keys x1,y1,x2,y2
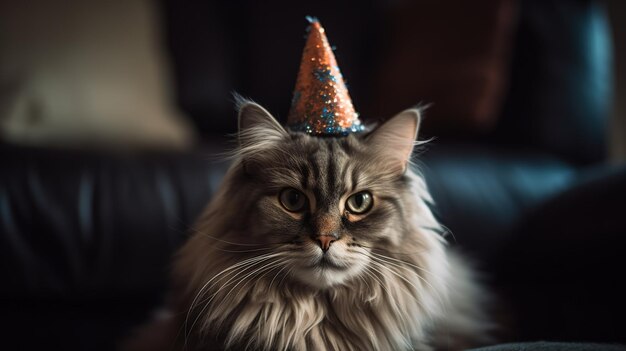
[{"x1": 287, "y1": 17, "x2": 363, "y2": 136}]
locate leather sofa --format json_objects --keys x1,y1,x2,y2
[{"x1": 1, "y1": 0, "x2": 624, "y2": 350}]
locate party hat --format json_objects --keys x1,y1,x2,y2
[{"x1": 287, "y1": 17, "x2": 364, "y2": 136}]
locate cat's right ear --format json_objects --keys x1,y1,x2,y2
[
  {"x1": 236, "y1": 100, "x2": 288, "y2": 175},
  {"x1": 237, "y1": 100, "x2": 288, "y2": 148}
]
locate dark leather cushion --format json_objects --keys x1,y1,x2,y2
[
  {"x1": 0, "y1": 142, "x2": 229, "y2": 299},
  {"x1": 3, "y1": 296, "x2": 158, "y2": 351},
  {"x1": 420, "y1": 143, "x2": 577, "y2": 262},
  {"x1": 494, "y1": 165, "x2": 626, "y2": 342}
]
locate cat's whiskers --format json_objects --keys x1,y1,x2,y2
[
  {"x1": 369, "y1": 257, "x2": 446, "y2": 313},
  {"x1": 214, "y1": 257, "x2": 290, "y2": 336},
  {"x1": 186, "y1": 261, "x2": 272, "y2": 347},
  {"x1": 357, "y1": 243, "x2": 430, "y2": 258},
  {"x1": 369, "y1": 258, "x2": 422, "y2": 294},
  {"x1": 267, "y1": 260, "x2": 291, "y2": 293},
  {"x1": 220, "y1": 257, "x2": 288, "y2": 304},
  {"x1": 359, "y1": 266, "x2": 383, "y2": 302},
  {"x1": 250, "y1": 246, "x2": 298, "y2": 288},
  {"x1": 370, "y1": 251, "x2": 437, "y2": 278},
  {"x1": 186, "y1": 262, "x2": 260, "y2": 347},
  {"x1": 184, "y1": 260, "x2": 266, "y2": 347},
  {"x1": 355, "y1": 273, "x2": 376, "y2": 302},
  {"x1": 211, "y1": 246, "x2": 278, "y2": 253},
  {"x1": 184, "y1": 253, "x2": 283, "y2": 345},
  {"x1": 189, "y1": 256, "x2": 275, "y2": 314},
  {"x1": 355, "y1": 249, "x2": 440, "y2": 322},
  {"x1": 186, "y1": 253, "x2": 281, "y2": 317},
  {"x1": 369, "y1": 253, "x2": 447, "y2": 308},
  {"x1": 370, "y1": 252, "x2": 434, "y2": 283},
  {"x1": 188, "y1": 225, "x2": 269, "y2": 247},
  {"x1": 361, "y1": 265, "x2": 399, "y2": 306},
  {"x1": 203, "y1": 255, "x2": 289, "y2": 322},
  {"x1": 277, "y1": 265, "x2": 295, "y2": 291},
  {"x1": 365, "y1": 263, "x2": 413, "y2": 303}
]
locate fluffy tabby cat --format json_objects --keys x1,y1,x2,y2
[{"x1": 125, "y1": 100, "x2": 491, "y2": 351}]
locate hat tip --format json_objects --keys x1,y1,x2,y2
[
  {"x1": 288, "y1": 16, "x2": 363, "y2": 137},
  {"x1": 305, "y1": 15, "x2": 319, "y2": 24}
]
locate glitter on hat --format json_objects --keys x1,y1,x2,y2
[{"x1": 287, "y1": 17, "x2": 364, "y2": 136}]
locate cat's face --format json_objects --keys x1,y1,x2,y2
[{"x1": 233, "y1": 102, "x2": 420, "y2": 289}]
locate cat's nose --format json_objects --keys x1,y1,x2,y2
[{"x1": 315, "y1": 235, "x2": 337, "y2": 252}]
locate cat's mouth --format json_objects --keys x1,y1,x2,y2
[
  {"x1": 306, "y1": 255, "x2": 347, "y2": 270},
  {"x1": 293, "y1": 246, "x2": 368, "y2": 288}
]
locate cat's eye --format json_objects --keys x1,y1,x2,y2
[
  {"x1": 345, "y1": 191, "x2": 373, "y2": 214},
  {"x1": 279, "y1": 188, "x2": 307, "y2": 212}
]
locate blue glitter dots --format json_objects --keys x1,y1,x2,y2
[
  {"x1": 321, "y1": 107, "x2": 333, "y2": 119},
  {"x1": 313, "y1": 67, "x2": 337, "y2": 83},
  {"x1": 287, "y1": 17, "x2": 363, "y2": 136}
]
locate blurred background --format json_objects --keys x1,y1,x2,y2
[{"x1": 1, "y1": 0, "x2": 625, "y2": 350}]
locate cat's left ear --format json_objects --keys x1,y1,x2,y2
[{"x1": 365, "y1": 109, "x2": 421, "y2": 174}]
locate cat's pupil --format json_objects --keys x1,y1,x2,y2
[
  {"x1": 288, "y1": 191, "x2": 300, "y2": 206},
  {"x1": 279, "y1": 188, "x2": 306, "y2": 212},
  {"x1": 354, "y1": 194, "x2": 364, "y2": 208},
  {"x1": 346, "y1": 191, "x2": 373, "y2": 214}
]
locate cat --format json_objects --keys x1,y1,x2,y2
[{"x1": 123, "y1": 99, "x2": 492, "y2": 351}]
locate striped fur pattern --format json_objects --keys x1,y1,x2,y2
[{"x1": 126, "y1": 101, "x2": 491, "y2": 351}]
